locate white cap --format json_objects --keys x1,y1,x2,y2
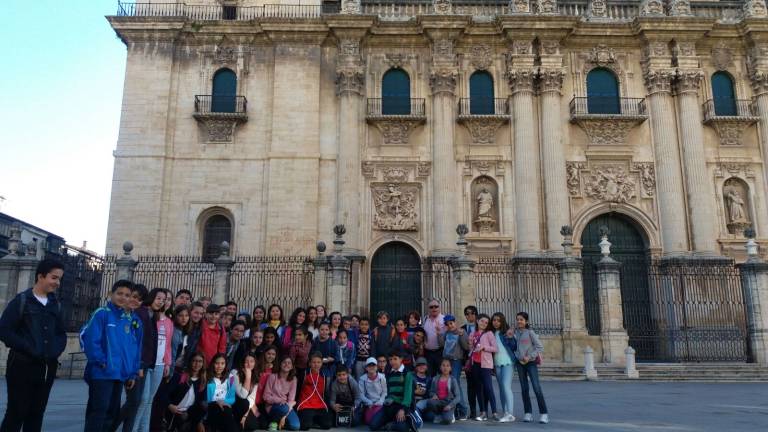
[{"x1": 365, "y1": 357, "x2": 377, "y2": 366}]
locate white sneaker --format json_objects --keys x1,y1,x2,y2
[
  {"x1": 539, "y1": 414, "x2": 550, "y2": 424},
  {"x1": 499, "y1": 414, "x2": 516, "y2": 423},
  {"x1": 523, "y1": 413, "x2": 533, "y2": 422}
]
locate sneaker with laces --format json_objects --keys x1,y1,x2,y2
[
  {"x1": 499, "y1": 414, "x2": 516, "y2": 423},
  {"x1": 268, "y1": 422, "x2": 278, "y2": 431},
  {"x1": 539, "y1": 414, "x2": 550, "y2": 424},
  {"x1": 523, "y1": 413, "x2": 533, "y2": 422}
]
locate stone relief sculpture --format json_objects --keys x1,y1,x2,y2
[
  {"x1": 584, "y1": 165, "x2": 636, "y2": 203},
  {"x1": 472, "y1": 177, "x2": 499, "y2": 233},
  {"x1": 373, "y1": 184, "x2": 419, "y2": 231},
  {"x1": 723, "y1": 178, "x2": 751, "y2": 235}
]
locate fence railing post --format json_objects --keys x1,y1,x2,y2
[
  {"x1": 213, "y1": 242, "x2": 234, "y2": 305},
  {"x1": 738, "y1": 230, "x2": 768, "y2": 365},
  {"x1": 557, "y1": 225, "x2": 589, "y2": 364},
  {"x1": 313, "y1": 241, "x2": 329, "y2": 308},
  {"x1": 596, "y1": 227, "x2": 629, "y2": 365},
  {"x1": 327, "y1": 225, "x2": 351, "y2": 314},
  {"x1": 450, "y1": 225, "x2": 476, "y2": 320},
  {"x1": 115, "y1": 241, "x2": 137, "y2": 282},
  {"x1": 583, "y1": 346, "x2": 598, "y2": 380}
]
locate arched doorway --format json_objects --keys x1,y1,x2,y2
[
  {"x1": 370, "y1": 242, "x2": 421, "y2": 320},
  {"x1": 581, "y1": 213, "x2": 655, "y2": 359}
]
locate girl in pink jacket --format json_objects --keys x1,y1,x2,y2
[{"x1": 469, "y1": 313, "x2": 499, "y2": 421}]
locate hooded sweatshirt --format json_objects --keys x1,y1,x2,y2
[{"x1": 513, "y1": 327, "x2": 543, "y2": 362}]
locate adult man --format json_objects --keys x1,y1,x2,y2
[
  {"x1": 0, "y1": 258, "x2": 67, "y2": 432},
  {"x1": 225, "y1": 320, "x2": 246, "y2": 369},
  {"x1": 422, "y1": 299, "x2": 445, "y2": 376},
  {"x1": 174, "y1": 289, "x2": 192, "y2": 307},
  {"x1": 461, "y1": 305, "x2": 479, "y2": 420}
]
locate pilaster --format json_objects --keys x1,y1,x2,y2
[{"x1": 738, "y1": 236, "x2": 768, "y2": 364}]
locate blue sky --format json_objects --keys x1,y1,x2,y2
[{"x1": 1, "y1": 1, "x2": 126, "y2": 253}]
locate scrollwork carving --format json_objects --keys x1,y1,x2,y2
[
  {"x1": 371, "y1": 119, "x2": 424, "y2": 145},
  {"x1": 632, "y1": 162, "x2": 656, "y2": 197},
  {"x1": 383, "y1": 167, "x2": 409, "y2": 183},
  {"x1": 744, "y1": 0, "x2": 768, "y2": 18},
  {"x1": 584, "y1": 165, "x2": 636, "y2": 203},
  {"x1": 639, "y1": 0, "x2": 665, "y2": 16},
  {"x1": 469, "y1": 45, "x2": 493, "y2": 71},
  {"x1": 572, "y1": 117, "x2": 646, "y2": 146},
  {"x1": 430, "y1": 67, "x2": 458, "y2": 95},
  {"x1": 459, "y1": 117, "x2": 507, "y2": 144},
  {"x1": 566, "y1": 162, "x2": 585, "y2": 196},
  {"x1": 539, "y1": 69, "x2": 564, "y2": 94},
  {"x1": 667, "y1": 0, "x2": 692, "y2": 17},
  {"x1": 711, "y1": 43, "x2": 733, "y2": 71},
  {"x1": 372, "y1": 184, "x2": 419, "y2": 231},
  {"x1": 433, "y1": 0, "x2": 453, "y2": 14},
  {"x1": 535, "y1": 0, "x2": 557, "y2": 14},
  {"x1": 675, "y1": 69, "x2": 704, "y2": 93},
  {"x1": 507, "y1": 69, "x2": 536, "y2": 93},
  {"x1": 643, "y1": 68, "x2": 675, "y2": 94},
  {"x1": 510, "y1": 0, "x2": 531, "y2": 13}
]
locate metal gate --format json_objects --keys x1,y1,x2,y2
[{"x1": 370, "y1": 242, "x2": 421, "y2": 320}]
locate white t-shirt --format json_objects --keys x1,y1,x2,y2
[
  {"x1": 177, "y1": 377, "x2": 198, "y2": 412},
  {"x1": 156, "y1": 317, "x2": 168, "y2": 365},
  {"x1": 213, "y1": 377, "x2": 228, "y2": 401},
  {"x1": 34, "y1": 293, "x2": 48, "y2": 306}
]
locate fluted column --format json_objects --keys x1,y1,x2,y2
[
  {"x1": 539, "y1": 68, "x2": 569, "y2": 252},
  {"x1": 334, "y1": 33, "x2": 366, "y2": 252},
  {"x1": 643, "y1": 68, "x2": 689, "y2": 254},
  {"x1": 509, "y1": 68, "x2": 541, "y2": 254},
  {"x1": 751, "y1": 66, "x2": 768, "y2": 238},
  {"x1": 676, "y1": 70, "x2": 718, "y2": 254},
  {"x1": 429, "y1": 37, "x2": 460, "y2": 255}
]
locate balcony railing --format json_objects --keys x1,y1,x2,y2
[
  {"x1": 367, "y1": 98, "x2": 426, "y2": 118},
  {"x1": 458, "y1": 98, "x2": 508, "y2": 116},
  {"x1": 194, "y1": 95, "x2": 248, "y2": 116},
  {"x1": 569, "y1": 96, "x2": 647, "y2": 118},
  {"x1": 114, "y1": 1, "x2": 745, "y2": 23},
  {"x1": 702, "y1": 99, "x2": 758, "y2": 122}
]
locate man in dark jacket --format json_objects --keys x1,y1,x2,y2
[{"x1": 0, "y1": 258, "x2": 67, "y2": 432}]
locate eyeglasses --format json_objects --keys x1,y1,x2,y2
[{"x1": 429, "y1": 305, "x2": 439, "y2": 309}]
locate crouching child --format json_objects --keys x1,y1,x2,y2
[
  {"x1": 415, "y1": 359, "x2": 460, "y2": 424},
  {"x1": 368, "y1": 351, "x2": 420, "y2": 432},
  {"x1": 329, "y1": 365, "x2": 361, "y2": 426}
]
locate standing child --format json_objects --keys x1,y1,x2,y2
[
  {"x1": 368, "y1": 351, "x2": 419, "y2": 432},
  {"x1": 416, "y1": 359, "x2": 460, "y2": 424},
  {"x1": 491, "y1": 312, "x2": 517, "y2": 423},
  {"x1": 336, "y1": 329, "x2": 356, "y2": 371},
  {"x1": 354, "y1": 318, "x2": 372, "y2": 379},
  {"x1": 342, "y1": 316, "x2": 358, "y2": 345},
  {"x1": 469, "y1": 314, "x2": 499, "y2": 422},
  {"x1": 311, "y1": 323, "x2": 337, "y2": 378},
  {"x1": 262, "y1": 357, "x2": 300, "y2": 431},
  {"x1": 393, "y1": 319, "x2": 412, "y2": 370},
  {"x1": 514, "y1": 312, "x2": 549, "y2": 424},
  {"x1": 438, "y1": 315, "x2": 469, "y2": 419},
  {"x1": 289, "y1": 327, "x2": 312, "y2": 391},
  {"x1": 328, "y1": 312, "x2": 342, "y2": 340},
  {"x1": 205, "y1": 353, "x2": 238, "y2": 432},
  {"x1": 296, "y1": 352, "x2": 331, "y2": 430},
  {"x1": 371, "y1": 312, "x2": 397, "y2": 359},
  {"x1": 82, "y1": 280, "x2": 142, "y2": 432},
  {"x1": 329, "y1": 365, "x2": 361, "y2": 426},
  {"x1": 357, "y1": 357, "x2": 387, "y2": 426},
  {"x1": 376, "y1": 355, "x2": 388, "y2": 375}
]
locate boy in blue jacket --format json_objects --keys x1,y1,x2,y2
[{"x1": 82, "y1": 280, "x2": 143, "y2": 432}]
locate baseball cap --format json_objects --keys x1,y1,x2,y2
[
  {"x1": 206, "y1": 304, "x2": 220, "y2": 313},
  {"x1": 415, "y1": 357, "x2": 428, "y2": 366},
  {"x1": 443, "y1": 314, "x2": 456, "y2": 324},
  {"x1": 366, "y1": 357, "x2": 377, "y2": 366}
]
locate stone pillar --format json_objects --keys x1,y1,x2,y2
[
  {"x1": 212, "y1": 241, "x2": 234, "y2": 306},
  {"x1": 333, "y1": 29, "x2": 367, "y2": 253},
  {"x1": 583, "y1": 346, "x2": 598, "y2": 380},
  {"x1": 427, "y1": 34, "x2": 460, "y2": 255},
  {"x1": 739, "y1": 234, "x2": 768, "y2": 364},
  {"x1": 15, "y1": 255, "x2": 37, "y2": 295},
  {"x1": 450, "y1": 225, "x2": 477, "y2": 319},
  {"x1": 642, "y1": 64, "x2": 688, "y2": 255},
  {"x1": 507, "y1": 39, "x2": 541, "y2": 254},
  {"x1": 624, "y1": 346, "x2": 639, "y2": 378},
  {"x1": 312, "y1": 242, "x2": 329, "y2": 308},
  {"x1": 327, "y1": 225, "x2": 351, "y2": 313},
  {"x1": 557, "y1": 226, "x2": 588, "y2": 363},
  {"x1": 596, "y1": 231, "x2": 628, "y2": 365},
  {"x1": 539, "y1": 63, "x2": 569, "y2": 253},
  {"x1": 115, "y1": 241, "x2": 137, "y2": 282},
  {"x1": 749, "y1": 53, "x2": 768, "y2": 238}
]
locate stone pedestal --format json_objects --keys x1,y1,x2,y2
[
  {"x1": 212, "y1": 251, "x2": 234, "y2": 306},
  {"x1": 312, "y1": 255, "x2": 329, "y2": 307},
  {"x1": 327, "y1": 254, "x2": 351, "y2": 313},
  {"x1": 557, "y1": 257, "x2": 589, "y2": 363},
  {"x1": 739, "y1": 259, "x2": 768, "y2": 364},
  {"x1": 450, "y1": 255, "x2": 477, "y2": 320},
  {"x1": 583, "y1": 346, "x2": 598, "y2": 380},
  {"x1": 597, "y1": 256, "x2": 628, "y2": 365},
  {"x1": 115, "y1": 241, "x2": 137, "y2": 282}
]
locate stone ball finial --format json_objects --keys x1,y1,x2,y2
[
  {"x1": 745, "y1": 226, "x2": 756, "y2": 239},
  {"x1": 220, "y1": 241, "x2": 230, "y2": 256},
  {"x1": 316, "y1": 241, "x2": 327, "y2": 254},
  {"x1": 456, "y1": 224, "x2": 469, "y2": 237},
  {"x1": 122, "y1": 241, "x2": 134, "y2": 255},
  {"x1": 333, "y1": 224, "x2": 346, "y2": 237},
  {"x1": 560, "y1": 225, "x2": 573, "y2": 237}
]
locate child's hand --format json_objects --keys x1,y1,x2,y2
[{"x1": 396, "y1": 409, "x2": 405, "y2": 422}]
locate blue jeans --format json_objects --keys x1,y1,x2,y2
[
  {"x1": 472, "y1": 363, "x2": 497, "y2": 415},
  {"x1": 449, "y1": 359, "x2": 467, "y2": 414},
  {"x1": 85, "y1": 379, "x2": 124, "y2": 432},
  {"x1": 515, "y1": 361, "x2": 548, "y2": 415},
  {"x1": 268, "y1": 403, "x2": 300, "y2": 430},
  {"x1": 133, "y1": 366, "x2": 164, "y2": 432},
  {"x1": 495, "y1": 364, "x2": 514, "y2": 414}
]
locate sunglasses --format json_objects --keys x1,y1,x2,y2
[{"x1": 429, "y1": 305, "x2": 439, "y2": 309}]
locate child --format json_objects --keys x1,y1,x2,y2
[
  {"x1": 369, "y1": 351, "x2": 418, "y2": 432},
  {"x1": 198, "y1": 304, "x2": 227, "y2": 365},
  {"x1": 233, "y1": 353, "x2": 261, "y2": 431},
  {"x1": 296, "y1": 352, "x2": 331, "y2": 430},
  {"x1": 416, "y1": 359, "x2": 460, "y2": 424},
  {"x1": 354, "y1": 318, "x2": 372, "y2": 379},
  {"x1": 255, "y1": 346, "x2": 279, "y2": 423},
  {"x1": 162, "y1": 352, "x2": 207, "y2": 431},
  {"x1": 311, "y1": 322, "x2": 337, "y2": 378},
  {"x1": 376, "y1": 355, "x2": 388, "y2": 375},
  {"x1": 372, "y1": 312, "x2": 397, "y2": 358},
  {"x1": 329, "y1": 365, "x2": 361, "y2": 426},
  {"x1": 337, "y1": 329, "x2": 356, "y2": 371},
  {"x1": 411, "y1": 358, "x2": 431, "y2": 408},
  {"x1": 393, "y1": 319, "x2": 412, "y2": 369},
  {"x1": 263, "y1": 356, "x2": 300, "y2": 431},
  {"x1": 438, "y1": 314, "x2": 469, "y2": 419},
  {"x1": 289, "y1": 327, "x2": 312, "y2": 390},
  {"x1": 342, "y1": 316, "x2": 358, "y2": 345},
  {"x1": 82, "y1": 280, "x2": 142, "y2": 432},
  {"x1": 328, "y1": 312, "x2": 342, "y2": 340},
  {"x1": 205, "y1": 353, "x2": 239, "y2": 432},
  {"x1": 358, "y1": 357, "x2": 387, "y2": 426},
  {"x1": 262, "y1": 327, "x2": 279, "y2": 351}
]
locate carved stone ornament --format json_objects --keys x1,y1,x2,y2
[
  {"x1": 433, "y1": 39, "x2": 455, "y2": 62},
  {"x1": 584, "y1": 165, "x2": 636, "y2": 203},
  {"x1": 363, "y1": 162, "x2": 431, "y2": 179},
  {"x1": 711, "y1": 43, "x2": 733, "y2": 71},
  {"x1": 632, "y1": 162, "x2": 656, "y2": 197},
  {"x1": 667, "y1": 0, "x2": 692, "y2": 17},
  {"x1": 510, "y1": 0, "x2": 531, "y2": 13},
  {"x1": 215, "y1": 39, "x2": 237, "y2": 64},
  {"x1": 714, "y1": 162, "x2": 757, "y2": 179},
  {"x1": 417, "y1": 162, "x2": 432, "y2": 178},
  {"x1": 458, "y1": 117, "x2": 508, "y2": 144},
  {"x1": 433, "y1": 0, "x2": 453, "y2": 14},
  {"x1": 196, "y1": 118, "x2": 243, "y2": 143},
  {"x1": 705, "y1": 118, "x2": 759, "y2": 146},
  {"x1": 340, "y1": 0, "x2": 361, "y2": 14},
  {"x1": 535, "y1": 0, "x2": 557, "y2": 14},
  {"x1": 385, "y1": 54, "x2": 407, "y2": 69},
  {"x1": 643, "y1": 68, "x2": 675, "y2": 94},
  {"x1": 370, "y1": 119, "x2": 425, "y2": 145},
  {"x1": 586, "y1": 0, "x2": 608, "y2": 19},
  {"x1": 588, "y1": 45, "x2": 616, "y2": 66},
  {"x1": 749, "y1": 69, "x2": 768, "y2": 95},
  {"x1": 362, "y1": 161, "x2": 375, "y2": 178},
  {"x1": 541, "y1": 40, "x2": 559, "y2": 56},
  {"x1": 674, "y1": 41, "x2": 696, "y2": 59},
  {"x1": 336, "y1": 68, "x2": 365, "y2": 96},
  {"x1": 571, "y1": 116, "x2": 647, "y2": 146},
  {"x1": 511, "y1": 40, "x2": 532, "y2": 56},
  {"x1": 469, "y1": 45, "x2": 493, "y2": 71},
  {"x1": 639, "y1": 0, "x2": 665, "y2": 16},
  {"x1": 744, "y1": 0, "x2": 768, "y2": 18},
  {"x1": 383, "y1": 166, "x2": 409, "y2": 183},
  {"x1": 566, "y1": 162, "x2": 586, "y2": 196},
  {"x1": 507, "y1": 69, "x2": 536, "y2": 93},
  {"x1": 372, "y1": 184, "x2": 419, "y2": 231},
  {"x1": 675, "y1": 69, "x2": 703, "y2": 93},
  {"x1": 539, "y1": 69, "x2": 564, "y2": 93},
  {"x1": 723, "y1": 178, "x2": 752, "y2": 236},
  {"x1": 430, "y1": 67, "x2": 458, "y2": 95},
  {"x1": 472, "y1": 176, "x2": 499, "y2": 233}
]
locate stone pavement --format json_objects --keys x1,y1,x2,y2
[{"x1": 1, "y1": 379, "x2": 767, "y2": 432}]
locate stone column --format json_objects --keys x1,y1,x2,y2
[
  {"x1": 115, "y1": 241, "x2": 137, "y2": 282},
  {"x1": 643, "y1": 65, "x2": 688, "y2": 254},
  {"x1": 596, "y1": 232, "x2": 628, "y2": 365},
  {"x1": 428, "y1": 35, "x2": 460, "y2": 255},
  {"x1": 333, "y1": 30, "x2": 366, "y2": 253},
  {"x1": 312, "y1": 244, "x2": 329, "y2": 308},
  {"x1": 749, "y1": 53, "x2": 768, "y2": 238},
  {"x1": 556, "y1": 226, "x2": 588, "y2": 363},
  {"x1": 327, "y1": 225, "x2": 351, "y2": 313},
  {"x1": 676, "y1": 68, "x2": 718, "y2": 254},
  {"x1": 739, "y1": 235, "x2": 768, "y2": 364},
  {"x1": 450, "y1": 225, "x2": 477, "y2": 319},
  {"x1": 539, "y1": 67, "x2": 569, "y2": 252},
  {"x1": 212, "y1": 242, "x2": 234, "y2": 306}
]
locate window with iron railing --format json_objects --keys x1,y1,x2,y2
[
  {"x1": 711, "y1": 72, "x2": 737, "y2": 116},
  {"x1": 586, "y1": 68, "x2": 620, "y2": 114},
  {"x1": 382, "y1": 68, "x2": 411, "y2": 115},
  {"x1": 212, "y1": 68, "x2": 237, "y2": 113},
  {"x1": 203, "y1": 215, "x2": 232, "y2": 262},
  {"x1": 469, "y1": 71, "x2": 495, "y2": 115}
]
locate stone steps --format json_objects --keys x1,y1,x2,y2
[{"x1": 537, "y1": 363, "x2": 768, "y2": 382}]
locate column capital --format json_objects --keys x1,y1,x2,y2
[
  {"x1": 538, "y1": 68, "x2": 565, "y2": 94},
  {"x1": 507, "y1": 68, "x2": 537, "y2": 94},
  {"x1": 336, "y1": 37, "x2": 365, "y2": 96},
  {"x1": 751, "y1": 70, "x2": 768, "y2": 96},
  {"x1": 643, "y1": 68, "x2": 676, "y2": 95},
  {"x1": 675, "y1": 69, "x2": 704, "y2": 94},
  {"x1": 430, "y1": 66, "x2": 458, "y2": 95}
]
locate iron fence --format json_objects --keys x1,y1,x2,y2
[
  {"x1": 702, "y1": 99, "x2": 757, "y2": 121},
  {"x1": 475, "y1": 257, "x2": 562, "y2": 335},
  {"x1": 194, "y1": 95, "x2": 247, "y2": 116},
  {"x1": 229, "y1": 256, "x2": 314, "y2": 314},
  {"x1": 458, "y1": 98, "x2": 509, "y2": 116},
  {"x1": 48, "y1": 251, "x2": 105, "y2": 332},
  {"x1": 132, "y1": 256, "x2": 216, "y2": 300},
  {"x1": 569, "y1": 96, "x2": 647, "y2": 117},
  {"x1": 422, "y1": 257, "x2": 453, "y2": 316}
]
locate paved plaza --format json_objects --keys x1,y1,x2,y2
[{"x1": 1, "y1": 379, "x2": 766, "y2": 432}]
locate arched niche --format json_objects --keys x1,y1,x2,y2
[
  {"x1": 471, "y1": 176, "x2": 499, "y2": 233},
  {"x1": 723, "y1": 177, "x2": 752, "y2": 236}
]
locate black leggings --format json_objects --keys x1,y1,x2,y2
[
  {"x1": 206, "y1": 403, "x2": 239, "y2": 432},
  {"x1": 298, "y1": 408, "x2": 332, "y2": 430}
]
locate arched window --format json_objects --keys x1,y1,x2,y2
[
  {"x1": 382, "y1": 69, "x2": 410, "y2": 115},
  {"x1": 712, "y1": 72, "x2": 737, "y2": 116},
  {"x1": 202, "y1": 214, "x2": 232, "y2": 262},
  {"x1": 212, "y1": 68, "x2": 237, "y2": 113},
  {"x1": 586, "y1": 68, "x2": 620, "y2": 114},
  {"x1": 469, "y1": 71, "x2": 495, "y2": 115}
]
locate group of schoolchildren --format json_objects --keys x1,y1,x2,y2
[{"x1": 79, "y1": 279, "x2": 550, "y2": 432}]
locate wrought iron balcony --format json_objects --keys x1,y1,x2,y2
[
  {"x1": 457, "y1": 98, "x2": 508, "y2": 117},
  {"x1": 194, "y1": 95, "x2": 248, "y2": 117},
  {"x1": 702, "y1": 99, "x2": 759, "y2": 146},
  {"x1": 569, "y1": 96, "x2": 647, "y2": 146},
  {"x1": 366, "y1": 98, "x2": 426, "y2": 119},
  {"x1": 569, "y1": 96, "x2": 647, "y2": 118},
  {"x1": 457, "y1": 98, "x2": 509, "y2": 145}
]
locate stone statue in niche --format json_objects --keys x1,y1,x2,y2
[
  {"x1": 724, "y1": 178, "x2": 751, "y2": 235},
  {"x1": 472, "y1": 176, "x2": 499, "y2": 233}
]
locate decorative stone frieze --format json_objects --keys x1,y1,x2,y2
[
  {"x1": 749, "y1": 69, "x2": 768, "y2": 95},
  {"x1": 336, "y1": 68, "x2": 365, "y2": 96},
  {"x1": 510, "y1": 0, "x2": 531, "y2": 14},
  {"x1": 369, "y1": 119, "x2": 425, "y2": 145},
  {"x1": 667, "y1": 0, "x2": 692, "y2": 17},
  {"x1": 744, "y1": 0, "x2": 768, "y2": 18},
  {"x1": 706, "y1": 119, "x2": 758, "y2": 146},
  {"x1": 572, "y1": 117, "x2": 646, "y2": 146},
  {"x1": 458, "y1": 117, "x2": 508, "y2": 144},
  {"x1": 385, "y1": 53, "x2": 407, "y2": 69},
  {"x1": 469, "y1": 45, "x2": 493, "y2": 71},
  {"x1": 711, "y1": 43, "x2": 733, "y2": 71},
  {"x1": 372, "y1": 183, "x2": 419, "y2": 231},
  {"x1": 535, "y1": 0, "x2": 557, "y2": 14},
  {"x1": 632, "y1": 162, "x2": 657, "y2": 197},
  {"x1": 566, "y1": 162, "x2": 586, "y2": 196},
  {"x1": 639, "y1": 0, "x2": 665, "y2": 16},
  {"x1": 541, "y1": 40, "x2": 560, "y2": 56},
  {"x1": 362, "y1": 162, "x2": 431, "y2": 180},
  {"x1": 586, "y1": 0, "x2": 608, "y2": 19},
  {"x1": 584, "y1": 165, "x2": 637, "y2": 204},
  {"x1": 214, "y1": 42, "x2": 237, "y2": 65},
  {"x1": 340, "y1": 0, "x2": 361, "y2": 14},
  {"x1": 507, "y1": 68, "x2": 536, "y2": 93},
  {"x1": 539, "y1": 69, "x2": 565, "y2": 94},
  {"x1": 195, "y1": 117, "x2": 245, "y2": 143},
  {"x1": 433, "y1": 0, "x2": 453, "y2": 14}
]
